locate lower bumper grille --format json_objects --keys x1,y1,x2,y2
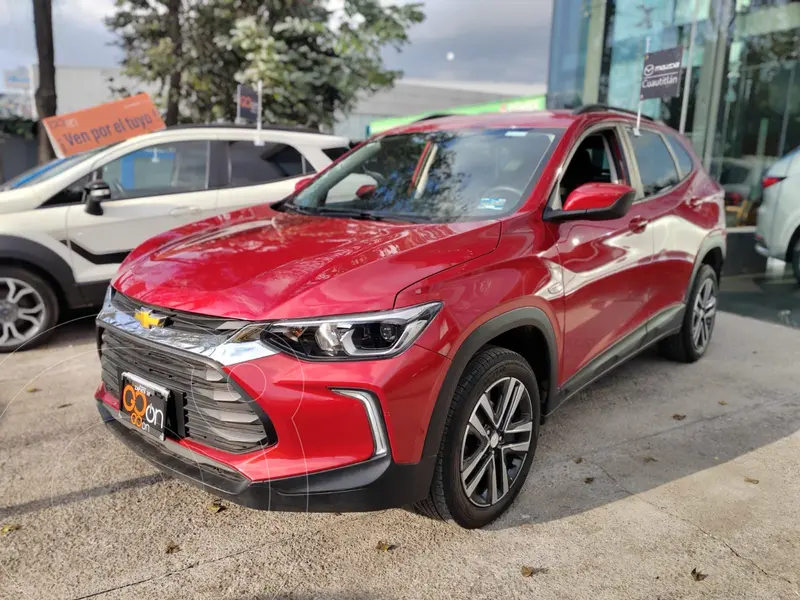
[{"x1": 99, "y1": 327, "x2": 275, "y2": 453}]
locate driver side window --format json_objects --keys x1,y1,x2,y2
[
  {"x1": 555, "y1": 129, "x2": 625, "y2": 209},
  {"x1": 99, "y1": 141, "x2": 210, "y2": 200}
]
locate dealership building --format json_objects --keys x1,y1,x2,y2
[{"x1": 548, "y1": 0, "x2": 799, "y2": 236}]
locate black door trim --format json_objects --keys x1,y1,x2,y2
[
  {"x1": 60, "y1": 239, "x2": 131, "y2": 265},
  {"x1": 551, "y1": 303, "x2": 685, "y2": 413}
]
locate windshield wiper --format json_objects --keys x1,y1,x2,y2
[
  {"x1": 279, "y1": 202, "x2": 317, "y2": 216},
  {"x1": 313, "y1": 208, "x2": 434, "y2": 223}
]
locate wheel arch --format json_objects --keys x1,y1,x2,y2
[
  {"x1": 685, "y1": 235, "x2": 726, "y2": 304},
  {"x1": 420, "y1": 308, "x2": 558, "y2": 465},
  {"x1": 0, "y1": 235, "x2": 80, "y2": 309}
]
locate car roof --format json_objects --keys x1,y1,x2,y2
[
  {"x1": 382, "y1": 107, "x2": 672, "y2": 137},
  {"x1": 139, "y1": 124, "x2": 350, "y2": 147}
]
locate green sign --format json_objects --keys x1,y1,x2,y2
[{"x1": 367, "y1": 94, "x2": 546, "y2": 136}]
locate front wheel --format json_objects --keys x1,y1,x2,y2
[
  {"x1": 659, "y1": 264, "x2": 718, "y2": 363},
  {"x1": 415, "y1": 347, "x2": 540, "y2": 528},
  {"x1": 0, "y1": 267, "x2": 59, "y2": 353}
]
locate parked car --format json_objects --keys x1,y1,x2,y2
[
  {"x1": 0, "y1": 124, "x2": 352, "y2": 351},
  {"x1": 95, "y1": 106, "x2": 726, "y2": 528},
  {"x1": 755, "y1": 146, "x2": 800, "y2": 283},
  {"x1": 711, "y1": 156, "x2": 775, "y2": 227}
]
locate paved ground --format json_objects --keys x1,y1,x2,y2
[
  {"x1": 719, "y1": 271, "x2": 800, "y2": 329},
  {"x1": 1, "y1": 311, "x2": 799, "y2": 600}
]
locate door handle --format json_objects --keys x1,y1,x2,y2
[
  {"x1": 629, "y1": 216, "x2": 648, "y2": 233},
  {"x1": 169, "y1": 206, "x2": 201, "y2": 217}
]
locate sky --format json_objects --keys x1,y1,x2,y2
[{"x1": 0, "y1": 0, "x2": 553, "y2": 89}]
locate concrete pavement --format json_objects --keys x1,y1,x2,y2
[{"x1": 0, "y1": 311, "x2": 798, "y2": 599}]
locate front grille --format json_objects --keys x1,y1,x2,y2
[
  {"x1": 100, "y1": 327, "x2": 275, "y2": 453},
  {"x1": 111, "y1": 292, "x2": 238, "y2": 334}
]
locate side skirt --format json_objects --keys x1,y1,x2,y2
[{"x1": 546, "y1": 304, "x2": 685, "y2": 416}]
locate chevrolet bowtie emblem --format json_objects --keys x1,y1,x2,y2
[{"x1": 134, "y1": 308, "x2": 168, "y2": 330}]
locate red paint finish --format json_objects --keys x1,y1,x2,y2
[
  {"x1": 100, "y1": 109, "x2": 724, "y2": 492},
  {"x1": 114, "y1": 203, "x2": 501, "y2": 320},
  {"x1": 562, "y1": 182, "x2": 636, "y2": 212}
]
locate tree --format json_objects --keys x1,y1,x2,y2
[
  {"x1": 32, "y1": 0, "x2": 57, "y2": 162},
  {"x1": 108, "y1": 0, "x2": 424, "y2": 128}
]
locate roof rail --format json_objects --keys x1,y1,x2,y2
[
  {"x1": 167, "y1": 123, "x2": 325, "y2": 135},
  {"x1": 572, "y1": 104, "x2": 654, "y2": 122},
  {"x1": 413, "y1": 113, "x2": 455, "y2": 123}
]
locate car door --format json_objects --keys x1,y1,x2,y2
[
  {"x1": 65, "y1": 139, "x2": 216, "y2": 284},
  {"x1": 550, "y1": 124, "x2": 656, "y2": 383},
  {"x1": 213, "y1": 138, "x2": 316, "y2": 214},
  {"x1": 623, "y1": 127, "x2": 699, "y2": 322}
]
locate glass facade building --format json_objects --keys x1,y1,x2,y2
[{"x1": 548, "y1": 0, "x2": 800, "y2": 229}]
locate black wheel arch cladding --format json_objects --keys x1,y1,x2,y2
[{"x1": 421, "y1": 307, "x2": 558, "y2": 465}]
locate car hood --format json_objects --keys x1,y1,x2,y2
[
  {"x1": 0, "y1": 188, "x2": 39, "y2": 214},
  {"x1": 114, "y1": 204, "x2": 501, "y2": 320}
]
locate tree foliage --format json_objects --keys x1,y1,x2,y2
[{"x1": 107, "y1": 0, "x2": 424, "y2": 128}]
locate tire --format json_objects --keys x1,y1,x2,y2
[
  {"x1": 0, "y1": 267, "x2": 59, "y2": 353},
  {"x1": 414, "y1": 346, "x2": 540, "y2": 529},
  {"x1": 791, "y1": 236, "x2": 800, "y2": 285},
  {"x1": 659, "y1": 264, "x2": 718, "y2": 363}
]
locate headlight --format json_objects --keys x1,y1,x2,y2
[{"x1": 261, "y1": 302, "x2": 442, "y2": 360}]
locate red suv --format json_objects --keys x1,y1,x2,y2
[{"x1": 95, "y1": 106, "x2": 725, "y2": 528}]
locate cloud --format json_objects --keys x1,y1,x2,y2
[
  {"x1": 0, "y1": 0, "x2": 118, "y2": 72},
  {"x1": 386, "y1": 0, "x2": 552, "y2": 84},
  {"x1": 0, "y1": 0, "x2": 553, "y2": 86}
]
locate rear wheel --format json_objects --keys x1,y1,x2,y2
[
  {"x1": 0, "y1": 267, "x2": 59, "y2": 353},
  {"x1": 791, "y1": 236, "x2": 800, "y2": 284},
  {"x1": 659, "y1": 264, "x2": 718, "y2": 363},
  {"x1": 415, "y1": 347, "x2": 540, "y2": 528}
]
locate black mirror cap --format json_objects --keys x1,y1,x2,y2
[
  {"x1": 543, "y1": 189, "x2": 636, "y2": 223},
  {"x1": 84, "y1": 180, "x2": 110, "y2": 215}
]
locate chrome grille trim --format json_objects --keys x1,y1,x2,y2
[
  {"x1": 100, "y1": 324, "x2": 276, "y2": 453},
  {"x1": 97, "y1": 291, "x2": 276, "y2": 366}
]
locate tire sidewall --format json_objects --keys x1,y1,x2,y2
[
  {"x1": 792, "y1": 238, "x2": 800, "y2": 284},
  {"x1": 442, "y1": 352, "x2": 540, "y2": 528},
  {"x1": 0, "y1": 267, "x2": 59, "y2": 353},
  {"x1": 682, "y1": 264, "x2": 718, "y2": 361}
]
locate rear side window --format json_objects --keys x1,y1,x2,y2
[
  {"x1": 323, "y1": 147, "x2": 350, "y2": 161},
  {"x1": 666, "y1": 134, "x2": 695, "y2": 178},
  {"x1": 227, "y1": 141, "x2": 307, "y2": 186},
  {"x1": 627, "y1": 129, "x2": 680, "y2": 196}
]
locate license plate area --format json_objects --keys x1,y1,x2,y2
[{"x1": 119, "y1": 372, "x2": 170, "y2": 441}]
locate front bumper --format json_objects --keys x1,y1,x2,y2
[{"x1": 98, "y1": 401, "x2": 435, "y2": 511}]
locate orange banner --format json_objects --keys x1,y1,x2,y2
[{"x1": 42, "y1": 93, "x2": 166, "y2": 158}]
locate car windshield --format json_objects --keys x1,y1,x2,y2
[
  {"x1": 0, "y1": 147, "x2": 105, "y2": 191},
  {"x1": 287, "y1": 128, "x2": 560, "y2": 222}
]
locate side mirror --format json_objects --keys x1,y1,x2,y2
[
  {"x1": 545, "y1": 182, "x2": 636, "y2": 222},
  {"x1": 84, "y1": 180, "x2": 111, "y2": 216},
  {"x1": 355, "y1": 184, "x2": 376, "y2": 199},
  {"x1": 294, "y1": 177, "x2": 313, "y2": 193}
]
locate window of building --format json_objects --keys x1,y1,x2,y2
[
  {"x1": 227, "y1": 142, "x2": 307, "y2": 186},
  {"x1": 100, "y1": 141, "x2": 209, "y2": 200},
  {"x1": 627, "y1": 129, "x2": 679, "y2": 196},
  {"x1": 666, "y1": 134, "x2": 695, "y2": 178}
]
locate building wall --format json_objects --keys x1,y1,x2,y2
[
  {"x1": 334, "y1": 80, "x2": 547, "y2": 139},
  {"x1": 547, "y1": 0, "x2": 800, "y2": 230}
]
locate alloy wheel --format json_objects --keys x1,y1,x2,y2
[
  {"x1": 691, "y1": 278, "x2": 716, "y2": 352},
  {"x1": 460, "y1": 376, "x2": 533, "y2": 507},
  {"x1": 0, "y1": 278, "x2": 47, "y2": 349}
]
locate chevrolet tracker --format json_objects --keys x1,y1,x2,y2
[{"x1": 95, "y1": 106, "x2": 725, "y2": 528}]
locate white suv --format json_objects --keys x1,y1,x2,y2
[
  {"x1": 0, "y1": 125, "x2": 352, "y2": 351},
  {"x1": 755, "y1": 146, "x2": 800, "y2": 283}
]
